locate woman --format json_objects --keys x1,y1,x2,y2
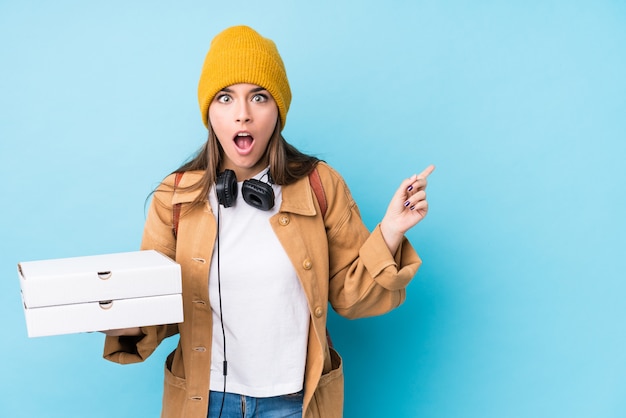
[{"x1": 103, "y1": 25, "x2": 434, "y2": 418}]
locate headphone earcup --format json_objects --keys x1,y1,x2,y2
[
  {"x1": 216, "y1": 169, "x2": 238, "y2": 208},
  {"x1": 242, "y1": 179, "x2": 275, "y2": 211}
]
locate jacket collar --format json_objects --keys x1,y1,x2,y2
[
  {"x1": 171, "y1": 170, "x2": 318, "y2": 217},
  {"x1": 280, "y1": 174, "x2": 317, "y2": 216},
  {"x1": 171, "y1": 171, "x2": 205, "y2": 206}
]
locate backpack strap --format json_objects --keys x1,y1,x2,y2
[
  {"x1": 172, "y1": 172, "x2": 184, "y2": 238},
  {"x1": 308, "y1": 167, "x2": 327, "y2": 218}
]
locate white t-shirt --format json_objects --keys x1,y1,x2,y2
[{"x1": 207, "y1": 169, "x2": 310, "y2": 397}]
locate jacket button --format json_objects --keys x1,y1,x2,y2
[
  {"x1": 279, "y1": 214, "x2": 290, "y2": 226},
  {"x1": 302, "y1": 259, "x2": 312, "y2": 270},
  {"x1": 314, "y1": 306, "x2": 324, "y2": 318},
  {"x1": 193, "y1": 346, "x2": 206, "y2": 352}
]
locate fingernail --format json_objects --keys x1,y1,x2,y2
[
  {"x1": 407, "y1": 185, "x2": 413, "y2": 192},
  {"x1": 410, "y1": 205, "x2": 415, "y2": 210},
  {"x1": 404, "y1": 201, "x2": 411, "y2": 207}
]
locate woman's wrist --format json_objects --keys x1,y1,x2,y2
[{"x1": 380, "y1": 220, "x2": 404, "y2": 255}]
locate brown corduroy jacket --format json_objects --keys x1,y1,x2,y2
[{"x1": 103, "y1": 162, "x2": 421, "y2": 417}]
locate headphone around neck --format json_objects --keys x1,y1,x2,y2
[{"x1": 215, "y1": 169, "x2": 275, "y2": 211}]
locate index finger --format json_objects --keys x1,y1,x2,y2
[{"x1": 417, "y1": 164, "x2": 435, "y2": 180}]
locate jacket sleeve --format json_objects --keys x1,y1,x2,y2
[
  {"x1": 103, "y1": 175, "x2": 180, "y2": 364},
  {"x1": 319, "y1": 164, "x2": 422, "y2": 319}
]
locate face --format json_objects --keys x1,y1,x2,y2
[{"x1": 208, "y1": 83, "x2": 279, "y2": 180}]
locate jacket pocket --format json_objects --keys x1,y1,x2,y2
[
  {"x1": 307, "y1": 347, "x2": 344, "y2": 418},
  {"x1": 161, "y1": 350, "x2": 187, "y2": 418}
]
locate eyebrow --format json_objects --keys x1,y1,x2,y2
[{"x1": 220, "y1": 86, "x2": 267, "y2": 93}]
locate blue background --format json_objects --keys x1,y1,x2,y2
[{"x1": 2, "y1": 1, "x2": 625, "y2": 417}]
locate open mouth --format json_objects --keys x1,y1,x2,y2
[{"x1": 234, "y1": 132, "x2": 254, "y2": 151}]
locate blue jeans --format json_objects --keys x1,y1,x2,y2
[{"x1": 208, "y1": 390, "x2": 304, "y2": 418}]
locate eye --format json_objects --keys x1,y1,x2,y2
[
  {"x1": 216, "y1": 94, "x2": 232, "y2": 103},
  {"x1": 252, "y1": 94, "x2": 268, "y2": 103}
]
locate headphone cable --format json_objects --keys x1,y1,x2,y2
[{"x1": 216, "y1": 204, "x2": 228, "y2": 418}]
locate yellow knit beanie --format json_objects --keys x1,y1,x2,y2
[{"x1": 197, "y1": 26, "x2": 291, "y2": 130}]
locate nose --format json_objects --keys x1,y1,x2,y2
[{"x1": 235, "y1": 101, "x2": 252, "y2": 124}]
